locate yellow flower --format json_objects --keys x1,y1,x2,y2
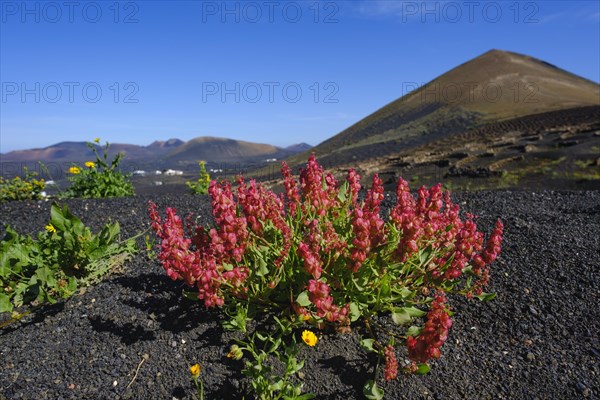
[
  {"x1": 301, "y1": 330, "x2": 318, "y2": 347},
  {"x1": 68, "y1": 166, "x2": 81, "y2": 174},
  {"x1": 45, "y1": 224, "x2": 56, "y2": 233},
  {"x1": 189, "y1": 363, "x2": 201, "y2": 379},
  {"x1": 85, "y1": 161, "x2": 96, "y2": 168},
  {"x1": 94, "y1": 137, "x2": 100, "y2": 143}
]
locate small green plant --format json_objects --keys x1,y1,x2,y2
[
  {"x1": 63, "y1": 138, "x2": 134, "y2": 198},
  {"x1": 0, "y1": 167, "x2": 45, "y2": 202},
  {"x1": 189, "y1": 363, "x2": 204, "y2": 400},
  {"x1": 144, "y1": 234, "x2": 156, "y2": 260},
  {"x1": 0, "y1": 202, "x2": 136, "y2": 314},
  {"x1": 227, "y1": 310, "x2": 314, "y2": 400},
  {"x1": 186, "y1": 161, "x2": 211, "y2": 195}
]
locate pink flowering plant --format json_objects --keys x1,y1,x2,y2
[{"x1": 149, "y1": 155, "x2": 503, "y2": 399}]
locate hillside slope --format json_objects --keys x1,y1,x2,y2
[{"x1": 287, "y1": 50, "x2": 600, "y2": 168}]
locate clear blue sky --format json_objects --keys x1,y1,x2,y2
[{"x1": 1, "y1": 0, "x2": 599, "y2": 152}]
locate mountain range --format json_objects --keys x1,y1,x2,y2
[
  {"x1": 0, "y1": 137, "x2": 312, "y2": 168},
  {"x1": 2, "y1": 49, "x2": 598, "y2": 190}
]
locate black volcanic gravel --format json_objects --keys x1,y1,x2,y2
[{"x1": 0, "y1": 191, "x2": 599, "y2": 399}]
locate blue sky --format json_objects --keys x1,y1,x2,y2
[{"x1": 1, "y1": 0, "x2": 599, "y2": 152}]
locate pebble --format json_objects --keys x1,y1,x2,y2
[
  {"x1": 576, "y1": 381, "x2": 587, "y2": 392},
  {"x1": 529, "y1": 305, "x2": 539, "y2": 315},
  {"x1": 526, "y1": 352, "x2": 535, "y2": 362}
]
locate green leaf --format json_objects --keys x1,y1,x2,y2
[
  {"x1": 267, "y1": 337, "x2": 281, "y2": 354},
  {"x1": 337, "y1": 181, "x2": 348, "y2": 202},
  {"x1": 296, "y1": 291, "x2": 311, "y2": 307},
  {"x1": 255, "y1": 257, "x2": 269, "y2": 277},
  {"x1": 476, "y1": 292, "x2": 497, "y2": 302},
  {"x1": 363, "y1": 380, "x2": 384, "y2": 400},
  {"x1": 416, "y1": 363, "x2": 431, "y2": 375},
  {"x1": 379, "y1": 274, "x2": 391, "y2": 298},
  {"x1": 50, "y1": 203, "x2": 67, "y2": 231},
  {"x1": 35, "y1": 265, "x2": 56, "y2": 286},
  {"x1": 269, "y1": 380, "x2": 284, "y2": 391},
  {"x1": 359, "y1": 338, "x2": 376, "y2": 353},
  {"x1": 391, "y1": 308, "x2": 411, "y2": 325},
  {"x1": 66, "y1": 276, "x2": 78, "y2": 293},
  {"x1": 405, "y1": 306, "x2": 426, "y2": 317},
  {"x1": 405, "y1": 325, "x2": 422, "y2": 337},
  {"x1": 352, "y1": 276, "x2": 366, "y2": 291},
  {"x1": 0, "y1": 293, "x2": 13, "y2": 313},
  {"x1": 99, "y1": 222, "x2": 120, "y2": 245},
  {"x1": 222, "y1": 262, "x2": 234, "y2": 271},
  {"x1": 182, "y1": 289, "x2": 199, "y2": 301},
  {"x1": 399, "y1": 287, "x2": 415, "y2": 299},
  {"x1": 349, "y1": 302, "x2": 361, "y2": 322}
]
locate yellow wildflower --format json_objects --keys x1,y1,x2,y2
[
  {"x1": 68, "y1": 166, "x2": 81, "y2": 174},
  {"x1": 85, "y1": 161, "x2": 96, "y2": 168},
  {"x1": 45, "y1": 224, "x2": 56, "y2": 233},
  {"x1": 189, "y1": 363, "x2": 201, "y2": 379},
  {"x1": 301, "y1": 330, "x2": 318, "y2": 347},
  {"x1": 94, "y1": 137, "x2": 100, "y2": 143}
]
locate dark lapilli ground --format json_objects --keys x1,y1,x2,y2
[{"x1": 0, "y1": 191, "x2": 598, "y2": 399}]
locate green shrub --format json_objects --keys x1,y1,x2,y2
[
  {"x1": 186, "y1": 161, "x2": 211, "y2": 195},
  {"x1": 0, "y1": 202, "x2": 136, "y2": 314},
  {"x1": 0, "y1": 167, "x2": 45, "y2": 202},
  {"x1": 63, "y1": 138, "x2": 134, "y2": 198}
]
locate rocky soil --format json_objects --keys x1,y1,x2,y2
[{"x1": 0, "y1": 190, "x2": 599, "y2": 399}]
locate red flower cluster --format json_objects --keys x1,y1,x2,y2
[
  {"x1": 388, "y1": 178, "x2": 504, "y2": 292},
  {"x1": 208, "y1": 180, "x2": 249, "y2": 263},
  {"x1": 236, "y1": 177, "x2": 292, "y2": 267},
  {"x1": 406, "y1": 293, "x2": 452, "y2": 364},
  {"x1": 149, "y1": 205, "x2": 199, "y2": 285},
  {"x1": 349, "y1": 174, "x2": 385, "y2": 271},
  {"x1": 298, "y1": 155, "x2": 339, "y2": 217},
  {"x1": 149, "y1": 202, "x2": 227, "y2": 307},
  {"x1": 389, "y1": 178, "x2": 422, "y2": 262},
  {"x1": 307, "y1": 279, "x2": 349, "y2": 325},
  {"x1": 298, "y1": 220, "x2": 324, "y2": 279},
  {"x1": 281, "y1": 162, "x2": 301, "y2": 216},
  {"x1": 384, "y1": 345, "x2": 398, "y2": 381},
  {"x1": 346, "y1": 168, "x2": 361, "y2": 204},
  {"x1": 149, "y1": 155, "x2": 504, "y2": 372}
]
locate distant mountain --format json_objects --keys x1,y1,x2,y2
[
  {"x1": 0, "y1": 137, "x2": 308, "y2": 167},
  {"x1": 147, "y1": 138, "x2": 185, "y2": 150},
  {"x1": 285, "y1": 143, "x2": 313, "y2": 153},
  {"x1": 277, "y1": 49, "x2": 600, "y2": 190},
  {"x1": 287, "y1": 49, "x2": 600, "y2": 168},
  {"x1": 163, "y1": 137, "x2": 289, "y2": 164}
]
